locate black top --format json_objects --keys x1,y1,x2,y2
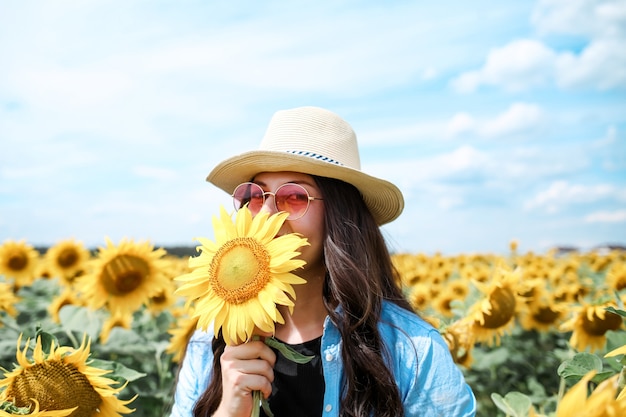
[{"x1": 261, "y1": 336, "x2": 324, "y2": 417}]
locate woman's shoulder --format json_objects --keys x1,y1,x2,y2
[{"x1": 380, "y1": 300, "x2": 437, "y2": 337}]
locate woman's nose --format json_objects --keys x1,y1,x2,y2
[{"x1": 259, "y1": 193, "x2": 278, "y2": 216}]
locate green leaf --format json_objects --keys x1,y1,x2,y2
[
  {"x1": 606, "y1": 306, "x2": 626, "y2": 318},
  {"x1": 557, "y1": 352, "x2": 603, "y2": 380},
  {"x1": 264, "y1": 337, "x2": 314, "y2": 364},
  {"x1": 34, "y1": 327, "x2": 58, "y2": 355},
  {"x1": 89, "y1": 358, "x2": 146, "y2": 382},
  {"x1": 491, "y1": 391, "x2": 532, "y2": 417},
  {"x1": 58, "y1": 304, "x2": 102, "y2": 341}
]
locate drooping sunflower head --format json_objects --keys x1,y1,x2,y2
[
  {"x1": 75, "y1": 238, "x2": 173, "y2": 317},
  {"x1": 467, "y1": 265, "x2": 523, "y2": 346},
  {"x1": 0, "y1": 334, "x2": 135, "y2": 417},
  {"x1": 175, "y1": 206, "x2": 309, "y2": 345},
  {"x1": 519, "y1": 294, "x2": 568, "y2": 332},
  {"x1": 560, "y1": 302, "x2": 624, "y2": 352},
  {"x1": 44, "y1": 239, "x2": 91, "y2": 286},
  {"x1": 0, "y1": 240, "x2": 40, "y2": 287},
  {"x1": 442, "y1": 319, "x2": 475, "y2": 368}
]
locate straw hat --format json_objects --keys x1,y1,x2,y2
[{"x1": 207, "y1": 106, "x2": 404, "y2": 225}]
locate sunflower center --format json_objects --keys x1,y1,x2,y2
[
  {"x1": 101, "y1": 254, "x2": 149, "y2": 295},
  {"x1": 532, "y1": 306, "x2": 560, "y2": 324},
  {"x1": 209, "y1": 237, "x2": 271, "y2": 304},
  {"x1": 480, "y1": 286, "x2": 517, "y2": 329},
  {"x1": 581, "y1": 310, "x2": 623, "y2": 336},
  {"x1": 57, "y1": 248, "x2": 79, "y2": 268},
  {"x1": 8, "y1": 253, "x2": 28, "y2": 271},
  {"x1": 7, "y1": 360, "x2": 102, "y2": 417}
]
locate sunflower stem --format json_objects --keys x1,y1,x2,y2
[{"x1": 251, "y1": 390, "x2": 262, "y2": 417}]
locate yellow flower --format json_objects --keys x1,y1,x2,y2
[
  {"x1": 99, "y1": 313, "x2": 133, "y2": 344},
  {"x1": 48, "y1": 287, "x2": 83, "y2": 324},
  {"x1": 556, "y1": 371, "x2": 626, "y2": 416},
  {"x1": 75, "y1": 238, "x2": 172, "y2": 316},
  {"x1": 519, "y1": 295, "x2": 568, "y2": 333},
  {"x1": 167, "y1": 309, "x2": 200, "y2": 363},
  {"x1": 44, "y1": 239, "x2": 91, "y2": 286},
  {"x1": 0, "y1": 282, "x2": 20, "y2": 318},
  {"x1": 0, "y1": 335, "x2": 135, "y2": 417},
  {"x1": 560, "y1": 302, "x2": 623, "y2": 352},
  {"x1": 0, "y1": 240, "x2": 39, "y2": 287},
  {"x1": 175, "y1": 206, "x2": 309, "y2": 345},
  {"x1": 466, "y1": 265, "x2": 522, "y2": 346}
]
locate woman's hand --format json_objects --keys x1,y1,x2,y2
[{"x1": 213, "y1": 339, "x2": 276, "y2": 417}]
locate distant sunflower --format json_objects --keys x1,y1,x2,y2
[
  {"x1": 408, "y1": 283, "x2": 431, "y2": 311},
  {"x1": 0, "y1": 282, "x2": 20, "y2": 319},
  {"x1": 175, "y1": 206, "x2": 309, "y2": 345},
  {"x1": 442, "y1": 320, "x2": 475, "y2": 368},
  {"x1": 48, "y1": 287, "x2": 83, "y2": 324},
  {"x1": 75, "y1": 238, "x2": 172, "y2": 317},
  {"x1": 146, "y1": 279, "x2": 177, "y2": 315},
  {"x1": 519, "y1": 295, "x2": 568, "y2": 332},
  {"x1": 560, "y1": 302, "x2": 623, "y2": 352},
  {"x1": 99, "y1": 313, "x2": 133, "y2": 344},
  {"x1": 0, "y1": 240, "x2": 39, "y2": 287},
  {"x1": 607, "y1": 262, "x2": 626, "y2": 293},
  {"x1": 44, "y1": 239, "x2": 91, "y2": 286},
  {"x1": 466, "y1": 266, "x2": 522, "y2": 346},
  {"x1": 166, "y1": 309, "x2": 200, "y2": 363},
  {"x1": 0, "y1": 335, "x2": 135, "y2": 417}
]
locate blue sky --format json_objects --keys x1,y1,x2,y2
[{"x1": 1, "y1": 0, "x2": 624, "y2": 255}]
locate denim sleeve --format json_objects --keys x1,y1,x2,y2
[
  {"x1": 402, "y1": 328, "x2": 476, "y2": 417},
  {"x1": 169, "y1": 330, "x2": 214, "y2": 417}
]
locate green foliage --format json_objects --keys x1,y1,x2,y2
[{"x1": 0, "y1": 278, "x2": 180, "y2": 417}]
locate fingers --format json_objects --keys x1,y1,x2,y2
[{"x1": 220, "y1": 340, "x2": 277, "y2": 403}]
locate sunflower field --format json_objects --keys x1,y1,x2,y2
[{"x1": 1, "y1": 237, "x2": 625, "y2": 416}]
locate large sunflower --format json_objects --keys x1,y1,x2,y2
[
  {"x1": 44, "y1": 239, "x2": 91, "y2": 286},
  {"x1": 175, "y1": 206, "x2": 309, "y2": 345},
  {"x1": 0, "y1": 240, "x2": 39, "y2": 287},
  {"x1": 0, "y1": 335, "x2": 135, "y2": 417},
  {"x1": 75, "y1": 238, "x2": 173, "y2": 317}
]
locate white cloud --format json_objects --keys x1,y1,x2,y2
[
  {"x1": 524, "y1": 180, "x2": 618, "y2": 212},
  {"x1": 555, "y1": 38, "x2": 626, "y2": 90},
  {"x1": 451, "y1": 40, "x2": 556, "y2": 93},
  {"x1": 446, "y1": 112, "x2": 476, "y2": 138},
  {"x1": 532, "y1": 0, "x2": 626, "y2": 38},
  {"x1": 584, "y1": 210, "x2": 626, "y2": 223},
  {"x1": 480, "y1": 103, "x2": 545, "y2": 137},
  {"x1": 452, "y1": 0, "x2": 626, "y2": 93},
  {"x1": 446, "y1": 102, "x2": 544, "y2": 138}
]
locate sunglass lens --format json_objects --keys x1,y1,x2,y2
[
  {"x1": 233, "y1": 183, "x2": 264, "y2": 213},
  {"x1": 275, "y1": 184, "x2": 310, "y2": 219}
]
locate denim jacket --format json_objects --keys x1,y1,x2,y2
[{"x1": 169, "y1": 301, "x2": 476, "y2": 416}]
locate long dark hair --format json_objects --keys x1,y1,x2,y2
[{"x1": 193, "y1": 175, "x2": 413, "y2": 417}]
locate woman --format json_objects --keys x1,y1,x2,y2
[{"x1": 170, "y1": 106, "x2": 476, "y2": 417}]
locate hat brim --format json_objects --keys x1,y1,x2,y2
[{"x1": 207, "y1": 150, "x2": 404, "y2": 225}]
